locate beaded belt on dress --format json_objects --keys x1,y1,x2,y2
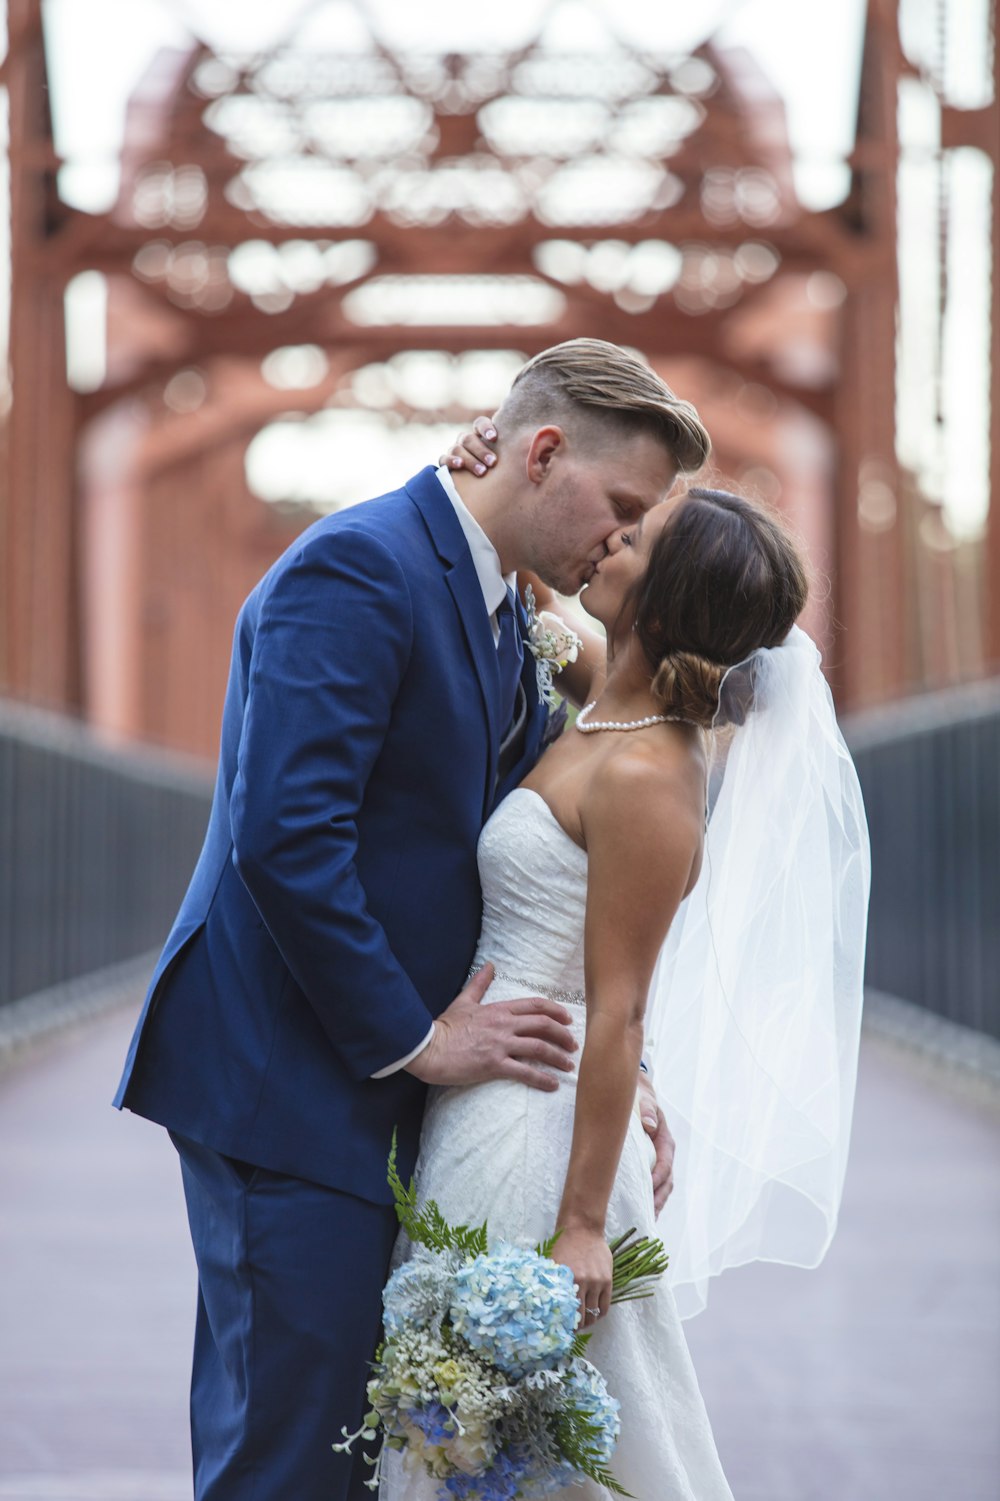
[{"x1": 467, "y1": 962, "x2": 585, "y2": 1008}]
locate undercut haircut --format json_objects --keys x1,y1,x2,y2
[{"x1": 497, "y1": 338, "x2": 711, "y2": 473}]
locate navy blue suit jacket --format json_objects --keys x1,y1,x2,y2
[{"x1": 114, "y1": 468, "x2": 547, "y2": 1204}]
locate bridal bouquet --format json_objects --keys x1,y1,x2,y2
[{"x1": 334, "y1": 1137, "x2": 668, "y2": 1499}]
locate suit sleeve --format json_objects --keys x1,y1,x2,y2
[{"x1": 229, "y1": 524, "x2": 435, "y2": 1081}]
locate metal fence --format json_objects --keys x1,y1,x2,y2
[
  {"x1": 0, "y1": 700, "x2": 212, "y2": 1007},
  {"x1": 846, "y1": 679, "x2": 1000, "y2": 1042},
  {"x1": 2, "y1": 682, "x2": 997, "y2": 1038}
]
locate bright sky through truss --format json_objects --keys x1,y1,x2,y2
[
  {"x1": 41, "y1": 0, "x2": 867, "y2": 212},
  {"x1": 35, "y1": 0, "x2": 992, "y2": 536}
]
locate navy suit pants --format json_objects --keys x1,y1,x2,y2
[{"x1": 172, "y1": 1132, "x2": 398, "y2": 1501}]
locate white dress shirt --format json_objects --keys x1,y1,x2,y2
[{"x1": 371, "y1": 466, "x2": 515, "y2": 1079}]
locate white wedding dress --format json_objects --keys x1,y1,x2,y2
[{"x1": 380, "y1": 788, "x2": 734, "y2": 1501}]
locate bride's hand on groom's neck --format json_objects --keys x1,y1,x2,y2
[
  {"x1": 440, "y1": 415, "x2": 498, "y2": 477},
  {"x1": 404, "y1": 962, "x2": 579, "y2": 1092}
]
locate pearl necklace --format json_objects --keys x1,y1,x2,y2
[{"x1": 575, "y1": 700, "x2": 673, "y2": 733}]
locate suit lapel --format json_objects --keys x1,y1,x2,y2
[
  {"x1": 405, "y1": 467, "x2": 552, "y2": 814},
  {"x1": 445, "y1": 552, "x2": 503, "y2": 755},
  {"x1": 494, "y1": 597, "x2": 549, "y2": 806},
  {"x1": 406, "y1": 469, "x2": 503, "y2": 799}
]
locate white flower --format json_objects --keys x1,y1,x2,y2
[{"x1": 524, "y1": 585, "x2": 583, "y2": 708}]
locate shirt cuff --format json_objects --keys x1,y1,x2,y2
[{"x1": 370, "y1": 1024, "x2": 436, "y2": 1079}]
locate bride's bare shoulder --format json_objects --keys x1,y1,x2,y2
[
  {"x1": 578, "y1": 734, "x2": 706, "y2": 931},
  {"x1": 581, "y1": 731, "x2": 706, "y2": 852}
]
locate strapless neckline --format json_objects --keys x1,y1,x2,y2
[{"x1": 506, "y1": 786, "x2": 587, "y2": 860}]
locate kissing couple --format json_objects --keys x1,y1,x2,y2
[{"x1": 115, "y1": 338, "x2": 869, "y2": 1500}]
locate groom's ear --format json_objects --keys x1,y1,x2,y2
[{"x1": 525, "y1": 426, "x2": 567, "y2": 485}]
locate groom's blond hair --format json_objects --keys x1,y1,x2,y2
[{"x1": 498, "y1": 338, "x2": 711, "y2": 473}]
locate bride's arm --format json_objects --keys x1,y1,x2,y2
[{"x1": 554, "y1": 752, "x2": 702, "y2": 1327}]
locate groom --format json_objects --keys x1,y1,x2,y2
[{"x1": 114, "y1": 338, "x2": 710, "y2": 1500}]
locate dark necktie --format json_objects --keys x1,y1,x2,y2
[{"x1": 495, "y1": 585, "x2": 524, "y2": 733}]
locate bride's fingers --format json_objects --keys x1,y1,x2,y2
[
  {"x1": 438, "y1": 433, "x2": 491, "y2": 473},
  {"x1": 466, "y1": 415, "x2": 498, "y2": 456},
  {"x1": 438, "y1": 440, "x2": 470, "y2": 470},
  {"x1": 580, "y1": 1288, "x2": 603, "y2": 1328},
  {"x1": 461, "y1": 434, "x2": 497, "y2": 474},
  {"x1": 438, "y1": 418, "x2": 498, "y2": 475}
]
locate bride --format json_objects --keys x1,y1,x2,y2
[{"x1": 379, "y1": 440, "x2": 870, "y2": 1500}]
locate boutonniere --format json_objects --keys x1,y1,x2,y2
[{"x1": 524, "y1": 584, "x2": 583, "y2": 708}]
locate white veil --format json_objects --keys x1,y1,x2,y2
[{"x1": 646, "y1": 626, "x2": 871, "y2": 1319}]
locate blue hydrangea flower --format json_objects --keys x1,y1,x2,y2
[
  {"x1": 448, "y1": 1243, "x2": 579, "y2": 1379},
  {"x1": 437, "y1": 1444, "x2": 532, "y2": 1500}
]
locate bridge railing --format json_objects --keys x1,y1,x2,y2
[
  {"x1": 846, "y1": 679, "x2": 1000, "y2": 1042},
  {"x1": 0, "y1": 700, "x2": 212, "y2": 1008},
  {"x1": 3, "y1": 683, "x2": 997, "y2": 1040}
]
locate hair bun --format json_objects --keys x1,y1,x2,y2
[{"x1": 650, "y1": 650, "x2": 725, "y2": 728}]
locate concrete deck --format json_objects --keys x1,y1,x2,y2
[{"x1": 1, "y1": 1002, "x2": 998, "y2": 1501}]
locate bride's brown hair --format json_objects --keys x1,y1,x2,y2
[{"x1": 632, "y1": 488, "x2": 808, "y2": 728}]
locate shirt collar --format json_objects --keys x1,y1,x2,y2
[{"x1": 435, "y1": 464, "x2": 515, "y2": 616}]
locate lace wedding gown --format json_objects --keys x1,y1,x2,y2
[{"x1": 379, "y1": 787, "x2": 734, "y2": 1501}]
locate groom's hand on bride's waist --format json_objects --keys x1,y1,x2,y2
[
  {"x1": 404, "y1": 963, "x2": 578, "y2": 1091},
  {"x1": 637, "y1": 1072, "x2": 676, "y2": 1214}
]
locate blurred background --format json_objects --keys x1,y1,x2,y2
[{"x1": 0, "y1": 2, "x2": 997, "y2": 1499}]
